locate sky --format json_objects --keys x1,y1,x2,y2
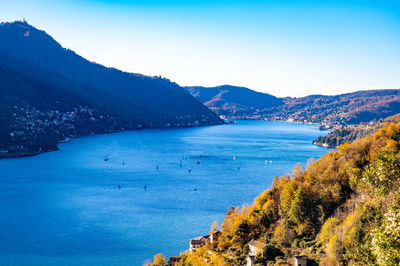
[{"x1": 1, "y1": 0, "x2": 400, "y2": 97}]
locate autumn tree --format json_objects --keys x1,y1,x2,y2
[{"x1": 151, "y1": 253, "x2": 165, "y2": 266}]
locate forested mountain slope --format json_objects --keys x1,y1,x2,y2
[
  {"x1": 266, "y1": 89, "x2": 400, "y2": 126},
  {"x1": 313, "y1": 114, "x2": 400, "y2": 148},
  {"x1": 186, "y1": 85, "x2": 282, "y2": 118},
  {"x1": 188, "y1": 85, "x2": 400, "y2": 126},
  {"x1": 0, "y1": 21, "x2": 222, "y2": 157}
]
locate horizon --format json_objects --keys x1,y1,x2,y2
[{"x1": 1, "y1": 0, "x2": 400, "y2": 97}]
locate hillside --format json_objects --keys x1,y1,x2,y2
[
  {"x1": 265, "y1": 89, "x2": 400, "y2": 127},
  {"x1": 188, "y1": 85, "x2": 400, "y2": 126},
  {"x1": 151, "y1": 114, "x2": 400, "y2": 265},
  {"x1": 312, "y1": 114, "x2": 400, "y2": 148},
  {"x1": 185, "y1": 85, "x2": 283, "y2": 119},
  {"x1": 312, "y1": 121, "x2": 383, "y2": 148},
  {"x1": 0, "y1": 21, "x2": 222, "y2": 157}
]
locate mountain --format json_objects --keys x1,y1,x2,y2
[
  {"x1": 155, "y1": 114, "x2": 400, "y2": 265},
  {"x1": 185, "y1": 85, "x2": 283, "y2": 118},
  {"x1": 188, "y1": 85, "x2": 400, "y2": 126},
  {"x1": 265, "y1": 89, "x2": 400, "y2": 127},
  {"x1": 0, "y1": 21, "x2": 222, "y2": 157}
]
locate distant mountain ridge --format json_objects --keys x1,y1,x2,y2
[
  {"x1": 185, "y1": 85, "x2": 283, "y2": 118},
  {"x1": 267, "y1": 89, "x2": 400, "y2": 126},
  {"x1": 0, "y1": 21, "x2": 222, "y2": 157},
  {"x1": 188, "y1": 85, "x2": 400, "y2": 126}
]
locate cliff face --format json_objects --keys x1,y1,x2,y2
[{"x1": 0, "y1": 21, "x2": 223, "y2": 157}]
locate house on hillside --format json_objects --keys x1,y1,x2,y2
[
  {"x1": 189, "y1": 235, "x2": 208, "y2": 253},
  {"x1": 209, "y1": 229, "x2": 221, "y2": 243},
  {"x1": 294, "y1": 255, "x2": 307, "y2": 266},
  {"x1": 246, "y1": 239, "x2": 267, "y2": 266}
]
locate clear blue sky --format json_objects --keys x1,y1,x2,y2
[{"x1": 1, "y1": 0, "x2": 400, "y2": 97}]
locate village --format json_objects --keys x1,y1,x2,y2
[
  {"x1": 0, "y1": 105, "x2": 120, "y2": 158},
  {"x1": 0, "y1": 103, "x2": 214, "y2": 158}
]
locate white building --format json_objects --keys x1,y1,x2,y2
[
  {"x1": 246, "y1": 239, "x2": 266, "y2": 266},
  {"x1": 189, "y1": 236, "x2": 208, "y2": 253},
  {"x1": 209, "y1": 229, "x2": 220, "y2": 243}
]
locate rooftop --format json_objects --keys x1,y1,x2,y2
[
  {"x1": 248, "y1": 239, "x2": 267, "y2": 249},
  {"x1": 209, "y1": 229, "x2": 220, "y2": 235}
]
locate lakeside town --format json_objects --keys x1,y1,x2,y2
[
  {"x1": 0, "y1": 103, "x2": 219, "y2": 158},
  {"x1": 0, "y1": 105, "x2": 120, "y2": 157}
]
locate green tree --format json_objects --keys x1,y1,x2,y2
[
  {"x1": 279, "y1": 181, "x2": 297, "y2": 222},
  {"x1": 288, "y1": 185, "x2": 307, "y2": 225}
]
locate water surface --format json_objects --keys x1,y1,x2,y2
[{"x1": 0, "y1": 121, "x2": 328, "y2": 265}]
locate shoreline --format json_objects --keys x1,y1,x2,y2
[
  {"x1": 0, "y1": 122, "x2": 226, "y2": 160},
  {"x1": 0, "y1": 119, "x2": 329, "y2": 160}
]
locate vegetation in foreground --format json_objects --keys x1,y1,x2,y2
[{"x1": 149, "y1": 114, "x2": 400, "y2": 265}]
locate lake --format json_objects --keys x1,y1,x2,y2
[{"x1": 0, "y1": 121, "x2": 329, "y2": 265}]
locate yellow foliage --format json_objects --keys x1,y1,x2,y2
[
  {"x1": 152, "y1": 253, "x2": 165, "y2": 266},
  {"x1": 320, "y1": 257, "x2": 339, "y2": 266},
  {"x1": 253, "y1": 190, "x2": 272, "y2": 210},
  {"x1": 262, "y1": 199, "x2": 274, "y2": 212},
  {"x1": 291, "y1": 163, "x2": 302, "y2": 178},
  {"x1": 210, "y1": 221, "x2": 219, "y2": 231},
  {"x1": 341, "y1": 208, "x2": 364, "y2": 249},
  {"x1": 272, "y1": 222, "x2": 296, "y2": 246},
  {"x1": 172, "y1": 115, "x2": 400, "y2": 265},
  {"x1": 296, "y1": 220, "x2": 312, "y2": 236},
  {"x1": 318, "y1": 217, "x2": 340, "y2": 244},
  {"x1": 217, "y1": 204, "x2": 252, "y2": 250},
  {"x1": 279, "y1": 181, "x2": 297, "y2": 217},
  {"x1": 327, "y1": 234, "x2": 342, "y2": 260},
  {"x1": 183, "y1": 246, "x2": 229, "y2": 266}
]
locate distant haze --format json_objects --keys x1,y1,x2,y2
[{"x1": 1, "y1": 0, "x2": 400, "y2": 97}]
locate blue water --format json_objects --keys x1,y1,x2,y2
[{"x1": 0, "y1": 121, "x2": 328, "y2": 265}]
